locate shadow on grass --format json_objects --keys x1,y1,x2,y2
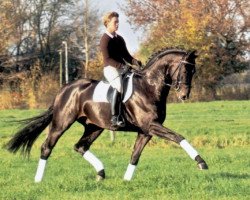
[{"x1": 217, "y1": 172, "x2": 250, "y2": 179}]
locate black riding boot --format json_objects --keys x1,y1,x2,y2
[{"x1": 110, "y1": 89, "x2": 125, "y2": 128}]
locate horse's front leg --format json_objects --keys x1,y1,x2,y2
[
  {"x1": 149, "y1": 122, "x2": 208, "y2": 170},
  {"x1": 124, "y1": 133, "x2": 152, "y2": 181}
]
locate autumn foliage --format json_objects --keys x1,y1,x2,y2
[
  {"x1": 123, "y1": 0, "x2": 250, "y2": 98},
  {"x1": 0, "y1": 0, "x2": 249, "y2": 108}
]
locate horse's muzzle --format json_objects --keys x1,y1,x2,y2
[
  {"x1": 179, "y1": 93, "x2": 189, "y2": 101},
  {"x1": 178, "y1": 85, "x2": 191, "y2": 101},
  {"x1": 178, "y1": 88, "x2": 191, "y2": 100}
]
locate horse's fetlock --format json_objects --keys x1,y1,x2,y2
[
  {"x1": 40, "y1": 144, "x2": 51, "y2": 159},
  {"x1": 74, "y1": 144, "x2": 87, "y2": 155}
]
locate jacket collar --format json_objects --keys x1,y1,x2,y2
[{"x1": 105, "y1": 31, "x2": 117, "y2": 38}]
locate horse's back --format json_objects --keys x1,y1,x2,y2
[{"x1": 53, "y1": 78, "x2": 99, "y2": 112}]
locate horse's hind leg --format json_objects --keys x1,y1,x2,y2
[
  {"x1": 35, "y1": 116, "x2": 75, "y2": 182},
  {"x1": 74, "y1": 124, "x2": 104, "y2": 180},
  {"x1": 149, "y1": 122, "x2": 208, "y2": 170}
]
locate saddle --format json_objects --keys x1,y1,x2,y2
[{"x1": 92, "y1": 71, "x2": 135, "y2": 103}]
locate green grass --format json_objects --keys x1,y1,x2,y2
[{"x1": 0, "y1": 101, "x2": 249, "y2": 200}]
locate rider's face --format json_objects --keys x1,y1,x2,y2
[{"x1": 107, "y1": 17, "x2": 119, "y2": 33}]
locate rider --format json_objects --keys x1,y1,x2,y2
[{"x1": 100, "y1": 11, "x2": 141, "y2": 128}]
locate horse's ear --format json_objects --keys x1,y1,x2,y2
[{"x1": 190, "y1": 50, "x2": 198, "y2": 59}]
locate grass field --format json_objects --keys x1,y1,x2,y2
[{"x1": 0, "y1": 101, "x2": 249, "y2": 200}]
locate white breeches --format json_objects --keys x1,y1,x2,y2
[{"x1": 103, "y1": 66, "x2": 122, "y2": 93}]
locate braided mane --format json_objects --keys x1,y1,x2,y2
[{"x1": 144, "y1": 47, "x2": 188, "y2": 69}]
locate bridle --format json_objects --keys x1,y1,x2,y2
[{"x1": 165, "y1": 53, "x2": 195, "y2": 91}]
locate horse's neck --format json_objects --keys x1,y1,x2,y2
[{"x1": 143, "y1": 63, "x2": 169, "y2": 101}]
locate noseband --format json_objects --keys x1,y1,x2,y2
[{"x1": 165, "y1": 53, "x2": 195, "y2": 91}]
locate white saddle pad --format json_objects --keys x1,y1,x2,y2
[{"x1": 93, "y1": 73, "x2": 135, "y2": 103}]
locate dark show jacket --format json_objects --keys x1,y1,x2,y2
[{"x1": 100, "y1": 32, "x2": 134, "y2": 69}]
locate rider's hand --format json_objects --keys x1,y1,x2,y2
[
  {"x1": 132, "y1": 59, "x2": 142, "y2": 66},
  {"x1": 132, "y1": 59, "x2": 143, "y2": 71},
  {"x1": 135, "y1": 60, "x2": 142, "y2": 67},
  {"x1": 121, "y1": 65, "x2": 129, "y2": 75}
]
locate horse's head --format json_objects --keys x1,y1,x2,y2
[
  {"x1": 167, "y1": 50, "x2": 197, "y2": 100},
  {"x1": 143, "y1": 48, "x2": 197, "y2": 101}
]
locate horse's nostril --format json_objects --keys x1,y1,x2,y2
[{"x1": 180, "y1": 95, "x2": 188, "y2": 100}]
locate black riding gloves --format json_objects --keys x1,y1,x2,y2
[
  {"x1": 132, "y1": 59, "x2": 143, "y2": 71},
  {"x1": 121, "y1": 65, "x2": 129, "y2": 75}
]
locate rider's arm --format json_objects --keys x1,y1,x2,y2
[
  {"x1": 119, "y1": 36, "x2": 141, "y2": 67},
  {"x1": 119, "y1": 36, "x2": 134, "y2": 65}
]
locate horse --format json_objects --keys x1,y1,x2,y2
[{"x1": 6, "y1": 48, "x2": 208, "y2": 182}]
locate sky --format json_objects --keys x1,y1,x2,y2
[{"x1": 93, "y1": 0, "x2": 141, "y2": 54}]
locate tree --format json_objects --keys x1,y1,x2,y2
[
  {"x1": 69, "y1": 0, "x2": 102, "y2": 78},
  {"x1": 122, "y1": 0, "x2": 250, "y2": 97},
  {"x1": 0, "y1": 0, "x2": 102, "y2": 96},
  {"x1": 0, "y1": 0, "x2": 76, "y2": 66},
  {"x1": 0, "y1": 0, "x2": 101, "y2": 72},
  {"x1": 0, "y1": 1, "x2": 14, "y2": 54}
]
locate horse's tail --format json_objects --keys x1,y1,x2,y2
[{"x1": 5, "y1": 106, "x2": 53, "y2": 157}]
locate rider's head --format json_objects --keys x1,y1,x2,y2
[{"x1": 103, "y1": 12, "x2": 119, "y2": 33}]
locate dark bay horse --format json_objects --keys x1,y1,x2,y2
[{"x1": 6, "y1": 48, "x2": 208, "y2": 182}]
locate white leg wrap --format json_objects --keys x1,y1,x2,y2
[
  {"x1": 35, "y1": 159, "x2": 47, "y2": 183},
  {"x1": 124, "y1": 164, "x2": 136, "y2": 181},
  {"x1": 180, "y1": 139, "x2": 198, "y2": 160},
  {"x1": 83, "y1": 150, "x2": 104, "y2": 172}
]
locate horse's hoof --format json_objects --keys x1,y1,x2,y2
[
  {"x1": 197, "y1": 162, "x2": 208, "y2": 170},
  {"x1": 96, "y1": 169, "x2": 105, "y2": 181},
  {"x1": 96, "y1": 175, "x2": 105, "y2": 181}
]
